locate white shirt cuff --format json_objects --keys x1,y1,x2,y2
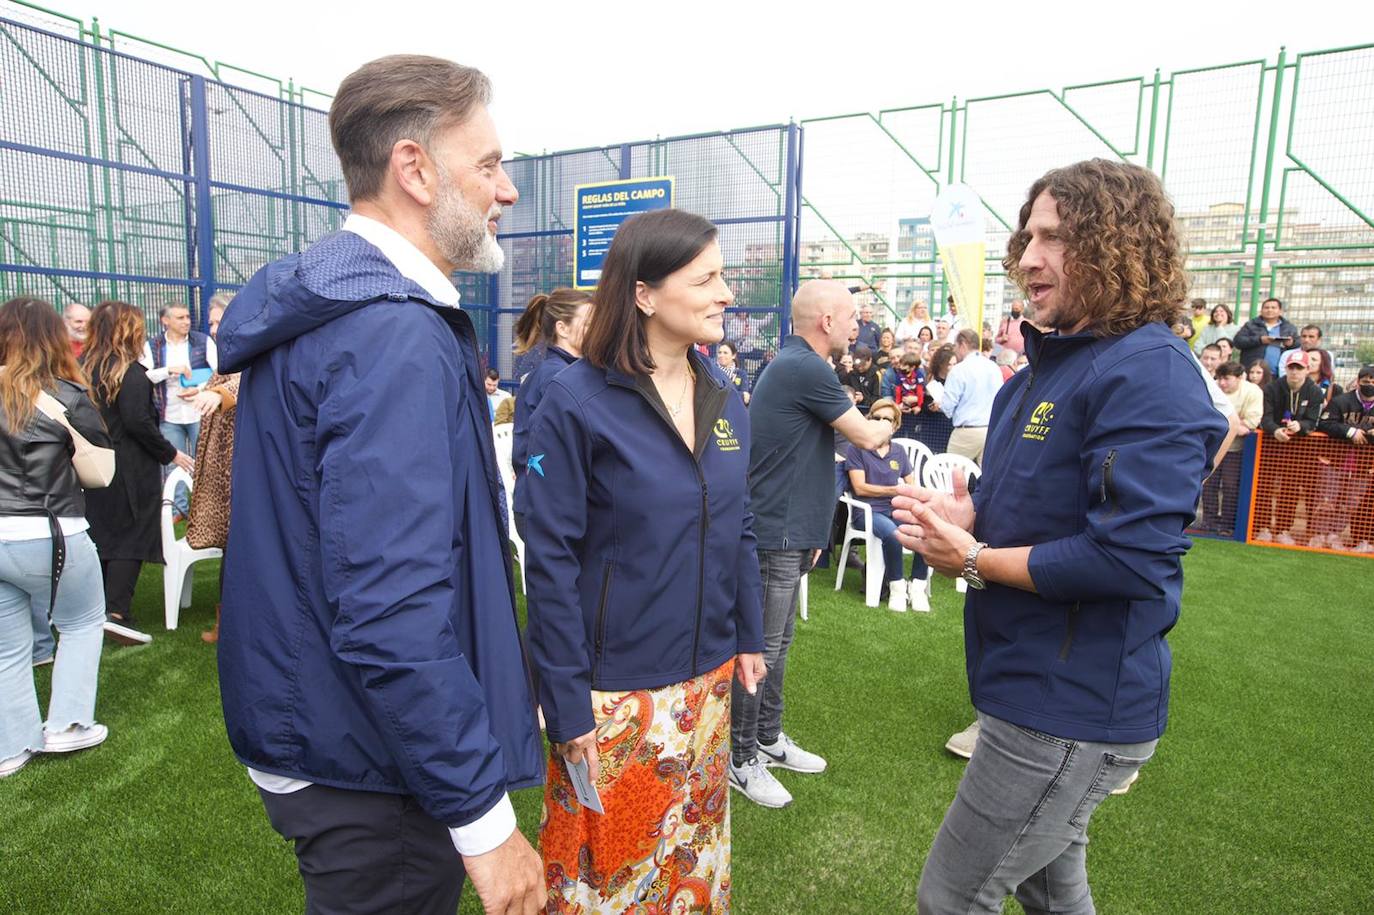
[{"x1": 448, "y1": 793, "x2": 516, "y2": 857}]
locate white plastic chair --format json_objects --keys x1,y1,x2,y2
[
  {"x1": 160, "y1": 467, "x2": 222, "y2": 630},
  {"x1": 892, "y1": 437, "x2": 934, "y2": 488},
  {"x1": 921, "y1": 453, "x2": 983, "y2": 592},
  {"x1": 490, "y1": 423, "x2": 526, "y2": 594},
  {"x1": 798, "y1": 572, "x2": 809, "y2": 621},
  {"x1": 836, "y1": 494, "x2": 887, "y2": 607}
]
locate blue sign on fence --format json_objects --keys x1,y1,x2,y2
[{"x1": 573, "y1": 176, "x2": 674, "y2": 289}]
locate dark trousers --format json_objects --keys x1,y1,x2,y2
[
  {"x1": 100, "y1": 559, "x2": 142, "y2": 620},
  {"x1": 730, "y1": 548, "x2": 809, "y2": 765},
  {"x1": 258, "y1": 783, "x2": 466, "y2": 915}
]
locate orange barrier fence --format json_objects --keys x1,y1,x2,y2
[{"x1": 1246, "y1": 433, "x2": 1374, "y2": 557}]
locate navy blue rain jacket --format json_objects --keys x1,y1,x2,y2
[
  {"x1": 970, "y1": 322, "x2": 1227, "y2": 744},
  {"x1": 215, "y1": 231, "x2": 543, "y2": 828},
  {"x1": 520, "y1": 353, "x2": 765, "y2": 743}
]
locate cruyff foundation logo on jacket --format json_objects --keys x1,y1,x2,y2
[
  {"x1": 1023, "y1": 401, "x2": 1056, "y2": 442},
  {"x1": 713, "y1": 419, "x2": 740, "y2": 452}
]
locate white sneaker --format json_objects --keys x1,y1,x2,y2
[
  {"x1": 759, "y1": 732, "x2": 827, "y2": 773},
  {"x1": 945, "y1": 720, "x2": 980, "y2": 759},
  {"x1": 1255, "y1": 528, "x2": 1273, "y2": 542},
  {"x1": 43, "y1": 723, "x2": 109, "y2": 754},
  {"x1": 103, "y1": 620, "x2": 152, "y2": 646},
  {"x1": 908, "y1": 583, "x2": 931, "y2": 613},
  {"x1": 1110, "y1": 769, "x2": 1140, "y2": 795},
  {"x1": 1276, "y1": 531, "x2": 1297, "y2": 546},
  {"x1": 0, "y1": 750, "x2": 33, "y2": 778},
  {"x1": 887, "y1": 579, "x2": 908, "y2": 613},
  {"x1": 728, "y1": 756, "x2": 793, "y2": 808}
]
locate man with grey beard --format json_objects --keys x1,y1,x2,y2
[{"x1": 214, "y1": 56, "x2": 545, "y2": 915}]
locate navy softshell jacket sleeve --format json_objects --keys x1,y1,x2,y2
[
  {"x1": 314, "y1": 310, "x2": 509, "y2": 827},
  {"x1": 1028, "y1": 346, "x2": 1227, "y2": 603},
  {"x1": 520, "y1": 381, "x2": 598, "y2": 744}
]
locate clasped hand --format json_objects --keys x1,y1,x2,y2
[{"x1": 891, "y1": 468, "x2": 977, "y2": 577}]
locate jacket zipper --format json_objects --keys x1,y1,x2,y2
[
  {"x1": 691, "y1": 475, "x2": 709, "y2": 677},
  {"x1": 1100, "y1": 449, "x2": 1119, "y2": 517},
  {"x1": 1058, "y1": 602, "x2": 1081, "y2": 660},
  {"x1": 592, "y1": 559, "x2": 613, "y2": 681}
]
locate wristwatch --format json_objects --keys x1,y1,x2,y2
[{"x1": 961, "y1": 541, "x2": 989, "y2": 590}]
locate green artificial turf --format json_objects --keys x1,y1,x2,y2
[{"x1": 2, "y1": 538, "x2": 1371, "y2": 913}]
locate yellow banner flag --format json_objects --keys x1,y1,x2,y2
[
  {"x1": 938, "y1": 242, "x2": 986, "y2": 344},
  {"x1": 931, "y1": 184, "x2": 988, "y2": 344}
]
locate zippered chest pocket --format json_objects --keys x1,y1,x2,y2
[{"x1": 1098, "y1": 449, "x2": 1120, "y2": 517}]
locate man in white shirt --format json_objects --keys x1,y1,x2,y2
[
  {"x1": 213, "y1": 55, "x2": 544, "y2": 915},
  {"x1": 941, "y1": 329, "x2": 1004, "y2": 464},
  {"x1": 142, "y1": 302, "x2": 217, "y2": 515}
]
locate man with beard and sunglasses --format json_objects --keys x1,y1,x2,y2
[
  {"x1": 214, "y1": 56, "x2": 544, "y2": 915},
  {"x1": 894, "y1": 160, "x2": 1227, "y2": 914}
]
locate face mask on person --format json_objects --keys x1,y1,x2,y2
[{"x1": 1360, "y1": 383, "x2": 1374, "y2": 399}]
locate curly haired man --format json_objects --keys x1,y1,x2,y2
[{"x1": 895, "y1": 160, "x2": 1229, "y2": 914}]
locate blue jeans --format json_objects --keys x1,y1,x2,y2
[
  {"x1": 31, "y1": 600, "x2": 54, "y2": 662},
  {"x1": 870, "y1": 510, "x2": 928, "y2": 584},
  {"x1": 0, "y1": 532, "x2": 106, "y2": 760},
  {"x1": 730, "y1": 548, "x2": 809, "y2": 764},
  {"x1": 159, "y1": 419, "x2": 199, "y2": 515},
  {"x1": 917, "y1": 713, "x2": 1157, "y2": 914}
]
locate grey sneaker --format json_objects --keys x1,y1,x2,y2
[
  {"x1": 945, "y1": 720, "x2": 980, "y2": 759},
  {"x1": 728, "y1": 756, "x2": 793, "y2": 808},
  {"x1": 758, "y1": 732, "x2": 827, "y2": 773}
]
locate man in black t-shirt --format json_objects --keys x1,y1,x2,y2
[{"x1": 729, "y1": 280, "x2": 893, "y2": 809}]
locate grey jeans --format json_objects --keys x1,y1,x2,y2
[
  {"x1": 730, "y1": 548, "x2": 809, "y2": 765},
  {"x1": 917, "y1": 712, "x2": 1157, "y2": 915}
]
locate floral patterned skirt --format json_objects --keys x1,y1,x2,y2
[{"x1": 542, "y1": 658, "x2": 735, "y2": 914}]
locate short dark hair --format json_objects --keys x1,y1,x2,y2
[
  {"x1": 1261, "y1": 296, "x2": 1283, "y2": 310},
  {"x1": 485, "y1": 368, "x2": 500, "y2": 381},
  {"x1": 1216, "y1": 362, "x2": 1245, "y2": 379},
  {"x1": 1301, "y1": 323, "x2": 1322, "y2": 337},
  {"x1": 955, "y1": 328, "x2": 979, "y2": 349},
  {"x1": 1191, "y1": 297, "x2": 1207, "y2": 309},
  {"x1": 581, "y1": 209, "x2": 718, "y2": 376},
  {"x1": 329, "y1": 55, "x2": 491, "y2": 202},
  {"x1": 852, "y1": 344, "x2": 873, "y2": 361},
  {"x1": 1202, "y1": 343, "x2": 1222, "y2": 355}
]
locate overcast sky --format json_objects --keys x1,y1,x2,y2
[{"x1": 16, "y1": 0, "x2": 1359, "y2": 157}]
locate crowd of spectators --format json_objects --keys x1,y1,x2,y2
[{"x1": 1173, "y1": 297, "x2": 1373, "y2": 551}]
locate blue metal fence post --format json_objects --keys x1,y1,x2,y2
[
  {"x1": 487, "y1": 273, "x2": 500, "y2": 365},
  {"x1": 178, "y1": 78, "x2": 198, "y2": 321},
  {"x1": 188, "y1": 76, "x2": 216, "y2": 333},
  {"x1": 780, "y1": 122, "x2": 801, "y2": 338},
  {"x1": 619, "y1": 143, "x2": 632, "y2": 180},
  {"x1": 1233, "y1": 434, "x2": 1258, "y2": 541}
]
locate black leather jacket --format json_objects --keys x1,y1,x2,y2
[{"x1": 0, "y1": 379, "x2": 112, "y2": 518}]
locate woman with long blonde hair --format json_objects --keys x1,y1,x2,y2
[
  {"x1": 82, "y1": 301, "x2": 192, "y2": 633},
  {"x1": 0, "y1": 297, "x2": 114, "y2": 778}
]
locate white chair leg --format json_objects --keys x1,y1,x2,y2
[
  {"x1": 864, "y1": 535, "x2": 885, "y2": 608},
  {"x1": 164, "y1": 560, "x2": 182, "y2": 630},
  {"x1": 798, "y1": 573, "x2": 809, "y2": 621},
  {"x1": 180, "y1": 567, "x2": 194, "y2": 609},
  {"x1": 834, "y1": 531, "x2": 854, "y2": 591}
]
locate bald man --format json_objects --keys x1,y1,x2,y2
[
  {"x1": 63, "y1": 302, "x2": 90, "y2": 357},
  {"x1": 729, "y1": 280, "x2": 893, "y2": 809}
]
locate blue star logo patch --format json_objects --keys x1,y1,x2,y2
[{"x1": 527, "y1": 453, "x2": 546, "y2": 478}]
